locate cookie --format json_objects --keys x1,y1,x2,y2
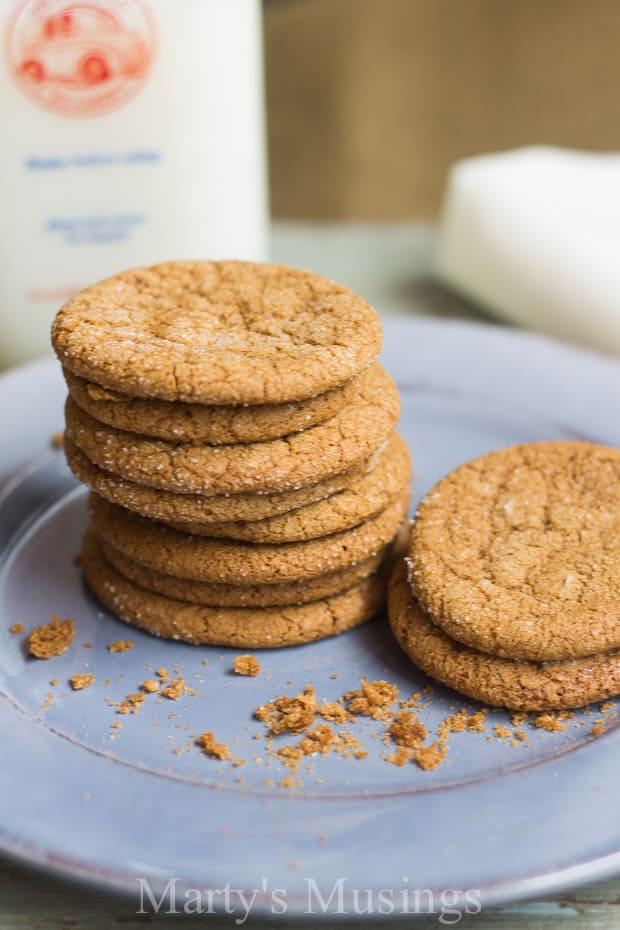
[
  {"x1": 52, "y1": 260, "x2": 383, "y2": 405},
  {"x1": 82, "y1": 533, "x2": 385, "y2": 648},
  {"x1": 164, "y1": 433, "x2": 411, "y2": 543},
  {"x1": 90, "y1": 491, "x2": 410, "y2": 584},
  {"x1": 64, "y1": 438, "x2": 375, "y2": 524},
  {"x1": 64, "y1": 367, "x2": 362, "y2": 444},
  {"x1": 409, "y1": 441, "x2": 620, "y2": 662},
  {"x1": 389, "y1": 561, "x2": 620, "y2": 712},
  {"x1": 99, "y1": 537, "x2": 387, "y2": 607},
  {"x1": 65, "y1": 364, "x2": 399, "y2": 495}
]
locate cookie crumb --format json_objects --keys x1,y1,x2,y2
[
  {"x1": 494, "y1": 724, "x2": 512, "y2": 740},
  {"x1": 385, "y1": 747, "x2": 411, "y2": 767},
  {"x1": 197, "y1": 731, "x2": 233, "y2": 761},
  {"x1": 412, "y1": 740, "x2": 446, "y2": 771},
  {"x1": 233, "y1": 655, "x2": 261, "y2": 677},
  {"x1": 298, "y1": 724, "x2": 338, "y2": 757},
  {"x1": 531, "y1": 711, "x2": 574, "y2": 732},
  {"x1": 279, "y1": 776, "x2": 303, "y2": 789},
  {"x1": 437, "y1": 710, "x2": 468, "y2": 735},
  {"x1": 466, "y1": 711, "x2": 488, "y2": 732},
  {"x1": 107, "y1": 639, "x2": 134, "y2": 653},
  {"x1": 388, "y1": 710, "x2": 427, "y2": 747},
  {"x1": 345, "y1": 678, "x2": 399, "y2": 719},
  {"x1": 115, "y1": 693, "x2": 144, "y2": 715},
  {"x1": 51, "y1": 430, "x2": 64, "y2": 449},
  {"x1": 318, "y1": 701, "x2": 351, "y2": 724},
  {"x1": 70, "y1": 673, "x2": 95, "y2": 690},
  {"x1": 28, "y1": 615, "x2": 75, "y2": 658},
  {"x1": 141, "y1": 678, "x2": 160, "y2": 693},
  {"x1": 9, "y1": 623, "x2": 24, "y2": 635},
  {"x1": 161, "y1": 678, "x2": 186, "y2": 701},
  {"x1": 255, "y1": 684, "x2": 317, "y2": 735}
]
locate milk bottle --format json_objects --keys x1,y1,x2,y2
[{"x1": 0, "y1": 0, "x2": 268, "y2": 368}]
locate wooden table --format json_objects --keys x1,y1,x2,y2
[{"x1": 2, "y1": 223, "x2": 619, "y2": 929}]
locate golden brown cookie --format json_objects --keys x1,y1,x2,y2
[
  {"x1": 82, "y1": 533, "x2": 385, "y2": 648},
  {"x1": 165, "y1": 433, "x2": 411, "y2": 542},
  {"x1": 64, "y1": 367, "x2": 362, "y2": 444},
  {"x1": 64, "y1": 364, "x2": 399, "y2": 495},
  {"x1": 90, "y1": 491, "x2": 410, "y2": 584},
  {"x1": 409, "y1": 441, "x2": 620, "y2": 662},
  {"x1": 52, "y1": 260, "x2": 383, "y2": 405},
  {"x1": 64, "y1": 437, "x2": 375, "y2": 524},
  {"x1": 99, "y1": 536, "x2": 387, "y2": 607},
  {"x1": 388, "y1": 561, "x2": 620, "y2": 712}
]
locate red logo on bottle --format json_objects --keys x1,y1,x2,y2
[{"x1": 7, "y1": 0, "x2": 156, "y2": 117}]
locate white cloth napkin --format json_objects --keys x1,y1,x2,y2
[{"x1": 434, "y1": 146, "x2": 620, "y2": 354}]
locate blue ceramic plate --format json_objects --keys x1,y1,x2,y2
[{"x1": 1, "y1": 316, "x2": 620, "y2": 919}]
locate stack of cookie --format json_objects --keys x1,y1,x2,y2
[
  {"x1": 389, "y1": 441, "x2": 620, "y2": 712},
  {"x1": 52, "y1": 260, "x2": 411, "y2": 648}
]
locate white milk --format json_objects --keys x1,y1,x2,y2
[{"x1": 0, "y1": 0, "x2": 268, "y2": 368}]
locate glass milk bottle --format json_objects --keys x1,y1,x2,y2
[{"x1": 0, "y1": 0, "x2": 268, "y2": 368}]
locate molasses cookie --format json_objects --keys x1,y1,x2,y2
[
  {"x1": 64, "y1": 367, "x2": 362, "y2": 444},
  {"x1": 64, "y1": 437, "x2": 376, "y2": 524},
  {"x1": 52, "y1": 260, "x2": 383, "y2": 405},
  {"x1": 409, "y1": 441, "x2": 620, "y2": 662},
  {"x1": 82, "y1": 532, "x2": 386, "y2": 648},
  {"x1": 89, "y1": 491, "x2": 410, "y2": 585},
  {"x1": 100, "y1": 537, "x2": 388, "y2": 607},
  {"x1": 64, "y1": 364, "x2": 399, "y2": 494},
  {"x1": 389, "y1": 561, "x2": 620, "y2": 712},
  {"x1": 165, "y1": 433, "x2": 411, "y2": 543}
]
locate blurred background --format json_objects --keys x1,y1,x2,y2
[
  {"x1": 262, "y1": 0, "x2": 620, "y2": 355},
  {"x1": 265, "y1": 0, "x2": 620, "y2": 219},
  {"x1": 2, "y1": 0, "x2": 620, "y2": 368}
]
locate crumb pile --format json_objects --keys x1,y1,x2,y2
[
  {"x1": 253, "y1": 680, "x2": 480, "y2": 778},
  {"x1": 389, "y1": 441, "x2": 620, "y2": 711},
  {"x1": 11, "y1": 619, "x2": 617, "y2": 786},
  {"x1": 52, "y1": 260, "x2": 412, "y2": 648}
]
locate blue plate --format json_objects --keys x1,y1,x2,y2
[{"x1": 1, "y1": 316, "x2": 620, "y2": 918}]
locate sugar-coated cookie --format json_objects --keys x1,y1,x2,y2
[
  {"x1": 165, "y1": 433, "x2": 411, "y2": 543},
  {"x1": 64, "y1": 367, "x2": 362, "y2": 444},
  {"x1": 89, "y1": 492, "x2": 410, "y2": 585},
  {"x1": 409, "y1": 441, "x2": 620, "y2": 661},
  {"x1": 53, "y1": 260, "x2": 383, "y2": 405},
  {"x1": 389, "y1": 561, "x2": 620, "y2": 711},
  {"x1": 64, "y1": 438, "x2": 377, "y2": 524},
  {"x1": 64, "y1": 364, "x2": 399, "y2": 494},
  {"x1": 100, "y1": 536, "x2": 387, "y2": 607},
  {"x1": 82, "y1": 533, "x2": 386, "y2": 648}
]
